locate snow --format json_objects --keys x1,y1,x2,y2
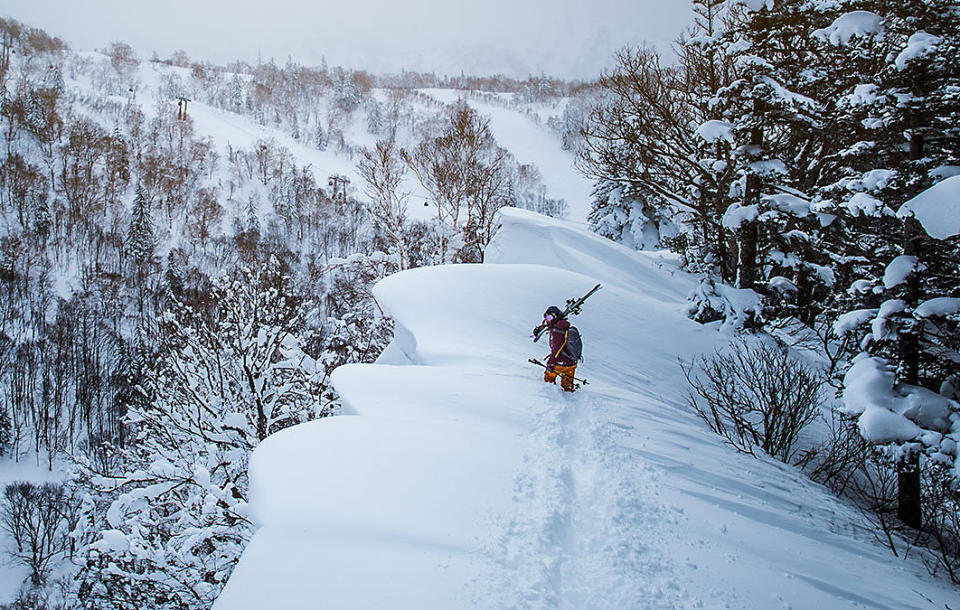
[
  {"x1": 50, "y1": 257, "x2": 81, "y2": 301},
  {"x1": 894, "y1": 31, "x2": 942, "y2": 71},
  {"x1": 915, "y1": 297, "x2": 960, "y2": 319},
  {"x1": 694, "y1": 119, "x2": 735, "y2": 144},
  {"x1": 872, "y1": 299, "x2": 906, "y2": 341},
  {"x1": 721, "y1": 202, "x2": 759, "y2": 230},
  {"x1": 748, "y1": 157, "x2": 789, "y2": 175},
  {"x1": 858, "y1": 405, "x2": 923, "y2": 443},
  {"x1": 848, "y1": 279, "x2": 874, "y2": 294},
  {"x1": 843, "y1": 191, "x2": 882, "y2": 216},
  {"x1": 931, "y1": 165, "x2": 960, "y2": 180},
  {"x1": 808, "y1": 261, "x2": 836, "y2": 287},
  {"x1": 842, "y1": 355, "x2": 899, "y2": 417},
  {"x1": 861, "y1": 168, "x2": 895, "y2": 192},
  {"x1": 843, "y1": 354, "x2": 958, "y2": 444},
  {"x1": 882, "y1": 254, "x2": 921, "y2": 289},
  {"x1": 843, "y1": 83, "x2": 879, "y2": 106},
  {"x1": 763, "y1": 193, "x2": 811, "y2": 217},
  {"x1": 768, "y1": 275, "x2": 798, "y2": 293},
  {"x1": 897, "y1": 175, "x2": 960, "y2": 240},
  {"x1": 833, "y1": 308, "x2": 878, "y2": 336},
  {"x1": 757, "y1": 76, "x2": 816, "y2": 109},
  {"x1": 90, "y1": 530, "x2": 131, "y2": 554},
  {"x1": 218, "y1": 209, "x2": 958, "y2": 610},
  {"x1": 813, "y1": 11, "x2": 884, "y2": 46}
]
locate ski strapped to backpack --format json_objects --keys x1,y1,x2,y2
[
  {"x1": 532, "y1": 283, "x2": 601, "y2": 343},
  {"x1": 528, "y1": 358, "x2": 589, "y2": 386}
]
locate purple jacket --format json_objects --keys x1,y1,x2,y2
[{"x1": 546, "y1": 319, "x2": 576, "y2": 367}]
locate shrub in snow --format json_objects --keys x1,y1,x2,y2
[
  {"x1": 682, "y1": 338, "x2": 824, "y2": 462},
  {"x1": 921, "y1": 467, "x2": 960, "y2": 584}
]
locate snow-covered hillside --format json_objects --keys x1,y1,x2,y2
[{"x1": 216, "y1": 208, "x2": 956, "y2": 609}]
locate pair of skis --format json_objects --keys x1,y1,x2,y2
[
  {"x1": 531, "y1": 283, "x2": 602, "y2": 343},
  {"x1": 529, "y1": 283, "x2": 601, "y2": 387}
]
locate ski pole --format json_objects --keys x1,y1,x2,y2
[{"x1": 527, "y1": 358, "x2": 589, "y2": 385}]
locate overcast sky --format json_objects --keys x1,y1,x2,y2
[{"x1": 2, "y1": 0, "x2": 693, "y2": 79}]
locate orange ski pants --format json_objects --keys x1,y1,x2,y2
[{"x1": 544, "y1": 364, "x2": 577, "y2": 392}]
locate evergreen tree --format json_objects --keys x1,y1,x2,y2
[
  {"x1": 33, "y1": 194, "x2": 50, "y2": 240},
  {"x1": 713, "y1": 0, "x2": 831, "y2": 297},
  {"x1": 813, "y1": 0, "x2": 960, "y2": 528},
  {"x1": 127, "y1": 185, "x2": 154, "y2": 271}
]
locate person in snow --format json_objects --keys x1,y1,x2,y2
[{"x1": 534, "y1": 305, "x2": 579, "y2": 392}]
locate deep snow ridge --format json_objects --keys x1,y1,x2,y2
[{"x1": 216, "y1": 209, "x2": 959, "y2": 610}]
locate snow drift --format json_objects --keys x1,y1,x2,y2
[{"x1": 216, "y1": 208, "x2": 957, "y2": 609}]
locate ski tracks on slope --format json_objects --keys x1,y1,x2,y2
[{"x1": 485, "y1": 386, "x2": 700, "y2": 609}]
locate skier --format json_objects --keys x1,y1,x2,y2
[{"x1": 534, "y1": 305, "x2": 580, "y2": 392}]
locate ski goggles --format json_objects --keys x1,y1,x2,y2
[{"x1": 543, "y1": 314, "x2": 555, "y2": 323}]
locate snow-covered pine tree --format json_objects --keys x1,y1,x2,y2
[
  {"x1": 815, "y1": 0, "x2": 960, "y2": 531},
  {"x1": 126, "y1": 185, "x2": 154, "y2": 272},
  {"x1": 713, "y1": 0, "x2": 833, "y2": 307},
  {"x1": 229, "y1": 73, "x2": 245, "y2": 114}
]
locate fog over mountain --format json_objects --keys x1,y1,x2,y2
[{"x1": 2, "y1": 0, "x2": 692, "y2": 77}]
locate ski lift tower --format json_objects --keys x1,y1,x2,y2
[
  {"x1": 177, "y1": 96, "x2": 191, "y2": 120},
  {"x1": 328, "y1": 174, "x2": 350, "y2": 205}
]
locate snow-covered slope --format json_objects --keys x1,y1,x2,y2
[{"x1": 216, "y1": 208, "x2": 956, "y2": 609}]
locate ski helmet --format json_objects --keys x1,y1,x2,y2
[{"x1": 544, "y1": 305, "x2": 563, "y2": 319}]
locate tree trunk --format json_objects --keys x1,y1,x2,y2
[
  {"x1": 736, "y1": 169, "x2": 761, "y2": 289},
  {"x1": 897, "y1": 203, "x2": 925, "y2": 529},
  {"x1": 897, "y1": 451, "x2": 922, "y2": 529},
  {"x1": 736, "y1": 221, "x2": 757, "y2": 289},
  {"x1": 736, "y1": 114, "x2": 763, "y2": 289}
]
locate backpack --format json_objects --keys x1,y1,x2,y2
[{"x1": 561, "y1": 326, "x2": 583, "y2": 362}]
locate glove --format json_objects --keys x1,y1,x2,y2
[{"x1": 533, "y1": 324, "x2": 544, "y2": 335}]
